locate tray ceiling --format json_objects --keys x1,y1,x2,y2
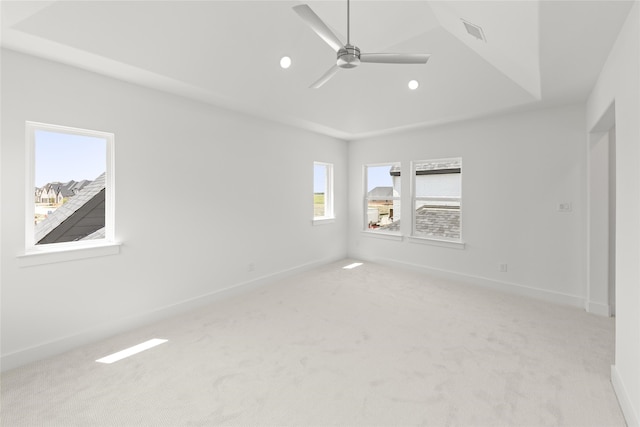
[{"x1": 1, "y1": 1, "x2": 635, "y2": 139}]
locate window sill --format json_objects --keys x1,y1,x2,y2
[
  {"x1": 361, "y1": 230, "x2": 403, "y2": 241},
  {"x1": 408, "y1": 236, "x2": 465, "y2": 250},
  {"x1": 18, "y1": 241, "x2": 121, "y2": 267},
  {"x1": 312, "y1": 217, "x2": 335, "y2": 225}
]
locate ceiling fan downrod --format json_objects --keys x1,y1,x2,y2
[
  {"x1": 347, "y1": 0, "x2": 350, "y2": 45},
  {"x1": 338, "y1": 0, "x2": 361, "y2": 69}
]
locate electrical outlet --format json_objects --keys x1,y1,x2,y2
[
  {"x1": 499, "y1": 263, "x2": 508, "y2": 272},
  {"x1": 558, "y1": 202, "x2": 572, "y2": 212}
]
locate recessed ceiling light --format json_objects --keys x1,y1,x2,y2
[
  {"x1": 280, "y1": 56, "x2": 292, "y2": 69},
  {"x1": 408, "y1": 80, "x2": 419, "y2": 90}
]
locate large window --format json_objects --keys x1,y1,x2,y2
[
  {"x1": 364, "y1": 163, "x2": 400, "y2": 234},
  {"x1": 313, "y1": 162, "x2": 334, "y2": 220},
  {"x1": 26, "y1": 122, "x2": 115, "y2": 252},
  {"x1": 411, "y1": 158, "x2": 462, "y2": 240}
]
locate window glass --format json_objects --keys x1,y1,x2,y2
[
  {"x1": 412, "y1": 158, "x2": 462, "y2": 240},
  {"x1": 27, "y1": 122, "x2": 114, "y2": 248},
  {"x1": 314, "y1": 162, "x2": 333, "y2": 219},
  {"x1": 365, "y1": 163, "x2": 400, "y2": 233}
]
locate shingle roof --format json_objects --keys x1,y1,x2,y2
[
  {"x1": 38, "y1": 179, "x2": 92, "y2": 197},
  {"x1": 378, "y1": 207, "x2": 460, "y2": 239},
  {"x1": 80, "y1": 227, "x2": 105, "y2": 240},
  {"x1": 43, "y1": 182, "x2": 62, "y2": 192},
  {"x1": 367, "y1": 186, "x2": 394, "y2": 198},
  {"x1": 414, "y1": 206, "x2": 460, "y2": 239},
  {"x1": 389, "y1": 159, "x2": 462, "y2": 176},
  {"x1": 415, "y1": 159, "x2": 461, "y2": 172},
  {"x1": 69, "y1": 180, "x2": 90, "y2": 194},
  {"x1": 35, "y1": 173, "x2": 106, "y2": 244},
  {"x1": 379, "y1": 220, "x2": 400, "y2": 232},
  {"x1": 58, "y1": 181, "x2": 77, "y2": 198}
]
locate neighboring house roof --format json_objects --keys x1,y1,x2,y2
[
  {"x1": 71, "y1": 180, "x2": 91, "y2": 193},
  {"x1": 379, "y1": 220, "x2": 400, "y2": 232},
  {"x1": 35, "y1": 173, "x2": 106, "y2": 244},
  {"x1": 59, "y1": 182, "x2": 76, "y2": 198},
  {"x1": 80, "y1": 227, "x2": 105, "y2": 241},
  {"x1": 414, "y1": 206, "x2": 460, "y2": 238},
  {"x1": 43, "y1": 182, "x2": 62, "y2": 193},
  {"x1": 416, "y1": 159, "x2": 461, "y2": 172},
  {"x1": 37, "y1": 179, "x2": 92, "y2": 198},
  {"x1": 390, "y1": 159, "x2": 461, "y2": 176},
  {"x1": 379, "y1": 206, "x2": 460, "y2": 238},
  {"x1": 367, "y1": 186, "x2": 394, "y2": 198}
]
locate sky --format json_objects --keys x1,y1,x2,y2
[
  {"x1": 35, "y1": 130, "x2": 106, "y2": 187},
  {"x1": 313, "y1": 163, "x2": 327, "y2": 193},
  {"x1": 366, "y1": 165, "x2": 394, "y2": 192},
  {"x1": 314, "y1": 164, "x2": 393, "y2": 193}
]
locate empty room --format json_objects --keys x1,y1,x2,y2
[{"x1": 1, "y1": 1, "x2": 639, "y2": 426}]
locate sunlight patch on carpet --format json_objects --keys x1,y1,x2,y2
[
  {"x1": 96, "y1": 339, "x2": 168, "y2": 364},
  {"x1": 343, "y1": 262, "x2": 363, "y2": 269}
]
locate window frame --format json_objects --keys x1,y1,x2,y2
[
  {"x1": 409, "y1": 157, "x2": 465, "y2": 249},
  {"x1": 312, "y1": 161, "x2": 335, "y2": 224},
  {"x1": 363, "y1": 162, "x2": 402, "y2": 236},
  {"x1": 21, "y1": 121, "x2": 119, "y2": 266}
]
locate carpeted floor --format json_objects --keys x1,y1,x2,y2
[{"x1": 1, "y1": 260, "x2": 625, "y2": 426}]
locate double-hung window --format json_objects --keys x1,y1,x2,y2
[
  {"x1": 313, "y1": 162, "x2": 334, "y2": 222},
  {"x1": 364, "y1": 163, "x2": 401, "y2": 234},
  {"x1": 411, "y1": 158, "x2": 462, "y2": 241}
]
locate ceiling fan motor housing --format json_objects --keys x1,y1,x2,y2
[{"x1": 337, "y1": 44, "x2": 361, "y2": 68}]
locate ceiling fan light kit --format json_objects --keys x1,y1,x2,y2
[{"x1": 293, "y1": 0, "x2": 431, "y2": 88}]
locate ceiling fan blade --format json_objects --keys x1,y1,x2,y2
[
  {"x1": 293, "y1": 4, "x2": 344, "y2": 52},
  {"x1": 360, "y1": 53, "x2": 431, "y2": 64},
  {"x1": 310, "y1": 65, "x2": 340, "y2": 89}
]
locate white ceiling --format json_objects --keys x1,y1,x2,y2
[{"x1": 1, "y1": 0, "x2": 635, "y2": 139}]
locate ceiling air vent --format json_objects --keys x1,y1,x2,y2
[{"x1": 462, "y1": 19, "x2": 486, "y2": 42}]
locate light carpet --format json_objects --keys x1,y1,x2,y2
[{"x1": 1, "y1": 260, "x2": 624, "y2": 426}]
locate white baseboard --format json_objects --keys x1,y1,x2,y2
[
  {"x1": 587, "y1": 300, "x2": 612, "y2": 317},
  {"x1": 372, "y1": 257, "x2": 585, "y2": 309},
  {"x1": 1, "y1": 256, "x2": 343, "y2": 373},
  {"x1": 612, "y1": 364, "x2": 640, "y2": 427}
]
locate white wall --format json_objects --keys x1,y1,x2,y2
[
  {"x1": 348, "y1": 104, "x2": 587, "y2": 307},
  {"x1": 588, "y1": 131, "x2": 612, "y2": 315},
  {"x1": 586, "y1": 3, "x2": 640, "y2": 425},
  {"x1": 0, "y1": 49, "x2": 348, "y2": 370}
]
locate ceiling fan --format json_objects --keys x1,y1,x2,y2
[{"x1": 293, "y1": 0, "x2": 431, "y2": 88}]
